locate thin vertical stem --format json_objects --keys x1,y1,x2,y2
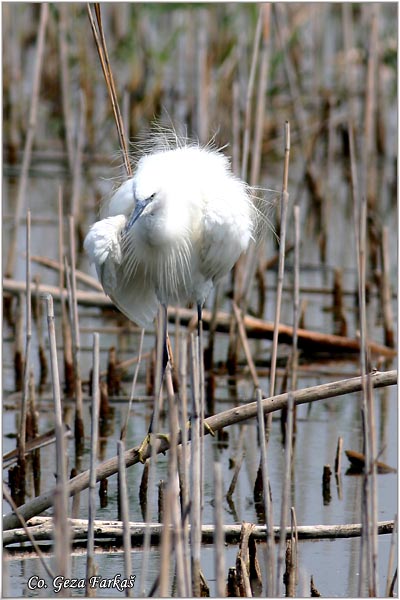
[
  {"x1": 86, "y1": 333, "x2": 100, "y2": 595},
  {"x1": 58, "y1": 4, "x2": 74, "y2": 173},
  {"x1": 20, "y1": 211, "x2": 32, "y2": 466},
  {"x1": 43, "y1": 294, "x2": 70, "y2": 580},
  {"x1": 86, "y1": 3, "x2": 132, "y2": 177},
  {"x1": 269, "y1": 122, "x2": 290, "y2": 401},
  {"x1": 120, "y1": 329, "x2": 145, "y2": 442},
  {"x1": 6, "y1": 4, "x2": 49, "y2": 278},
  {"x1": 190, "y1": 332, "x2": 201, "y2": 596},
  {"x1": 68, "y1": 215, "x2": 84, "y2": 449},
  {"x1": 250, "y1": 4, "x2": 271, "y2": 187},
  {"x1": 117, "y1": 440, "x2": 133, "y2": 597},
  {"x1": 213, "y1": 461, "x2": 225, "y2": 598},
  {"x1": 256, "y1": 388, "x2": 275, "y2": 596},
  {"x1": 71, "y1": 91, "x2": 86, "y2": 222},
  {"x1": 276, "y1": 392, "x2": 294, "y2": 592},
  {"x1": 241, "y1": 6, "x2": 263, "y2": 181},
  {"x1": 291, "y1": 205, "x2": 300, "y2": 391}
]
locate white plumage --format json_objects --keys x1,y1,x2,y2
[{"x1": 84, "y1": 138, "x2": 261, "y2": 328}]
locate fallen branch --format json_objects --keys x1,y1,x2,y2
[
  {"x1": 3, "y1": 279, "x2": 395, "y2": 356},
  {"x1": 3, "y1": 516, "x2": 394, "y2": 547},
  {"x1": 3, "y1": 369, "x2": 396, "y2": 531},
  {"x1": 3, "y1": 425, "x2": 72, "y2": 469}
]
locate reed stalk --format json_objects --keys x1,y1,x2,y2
[
  {"x1": 241, "y1": 6, "x2": 263, "y2": 182},
  {"x1": 58, "y1": 4, "x2": 74, "y2": 173},
  {"x1": 43, "y1": 294, "x2": 70, "y2": 580},
  {"x1": 70, "y1": 91, "x2": 85, "y2": 222},
  {"x1": 117, "y1": 441, "x2": 133, "y2": 597},
  {"x1": 268, "y1": 121, "x2": 290, "y2": 434},
  {"x1": 213, "y1": 460, "x2": 226, "y2": 597},
  {"x1": 138, "y1": 309, "x2": 165, "y2": 596},
  {"x1": 250, "y1": 4, "x2": 271, "y2": 187},
  {"x1": 256, "y1": 388, "x2": 275, "y2": 596},
  {"x1": 86, "y1": 3, "x2": 132, "y2": 177},
  {"x1": 2, "y1": 485, "x2": 55, "y2": 580},
  {"x1": 120, "y1": 329, "x2": 144, "y2": 442},
  {"x1": 190, "y1": 332, "x2": 201, "y2": 596},
  {"x1": 68, "y1": 215, "x2": 85, "y2": 452},
  {"x1": 6, "y1": 4, "x2": 48, "y2": 278},
  {"x1": 380, "y1": 226, "x2": 394, "y2": 348},
  {"x1": 86, "y1": 333, "x2": 100, "y2": 596},
  {"x1": 18, "y1": 211, "x2": 32, "y2": 501},
  {"x1": 276, "y1": 392, "x2": 294, "y2": 592}
]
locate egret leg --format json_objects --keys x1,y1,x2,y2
[
  {"x1": 137, "y1": 304, "x2": 170, "y2": 463},
  {"x1": 197, "y1": 301, "x2": 214, "y2": 436}
]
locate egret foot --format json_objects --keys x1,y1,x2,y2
[
  {"x1": 186, "y1": 419, "x2": 215, "y2": 437},
  {"x1": 137, "y1": 433, "x2": 151, "y2": 464},
  {"x1": 136, "y1": 432, "x2": 170, "y2": 464},
  {"x1": 204, "y1": 421, "x2": 215, "y2": 436}
]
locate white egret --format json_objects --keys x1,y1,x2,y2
[
  {"x1": 84, "y1": 134, "x2": 268, "y2": 336},
  {"x1": 84, "y1": 132, "x2": 271, "y2": 459}
]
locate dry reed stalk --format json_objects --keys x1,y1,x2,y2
[
  {"x1": 256, "y1": 388, "x2": 275, "y2": 596},
  {"x1": 241, "y1": 6, "x2": 263, "y2": 181},
  {"x1": 86, "y1": 3, "x2": 132, "y2": 177},
  {"x1": 290, "y1": 204, "x2": 300, "y2": 425},
  {"x1": 165, "y1": 365, "x2": 187, "y2": 597},
  {"x1": 14, "y1": 293, "x2": 24, "y2": 393},
  {"x1": 284, "y1": 506, "x2": 298, "y2": 596},
  {"x1": 232, "y1": 301, "x2": 260, "y2": 389},
  {"x1": 213, "y1": 460, "x2": 226, "y2": 597},
  {"x1": 232, "y1": 81, "x2": 240, "y2": 177},
  {"x1": 68, "y1": 216, "x2": 85, "y2": 451},
  {"x1": 250, "y1": 4, "x2": 271, "y2": 187},
  {"x1": 385, "y1": 514, "x2": 398, "y2": 597},
  {"x1": 158, "y1": 482, "x2": 173, "y2": 597},
  {"x1": 33, "y1": 277, "x2": 48, "y2": 390},
  {"x1": 357, "y1": 188, "x2": 373, "y2": 596},
  {"x1": 86, "y1": 333, "x2": 100, "y2": 595},
  {"x1": 196, "y1": 9, "x2": 209, "y2": 144},
  {"x1": 276, "y1": 392, "x2": 294, "y2": 592},
  {"x1": 71, "y1": 91, "x2": 86, "y2": 222},
  {"x1": 5, "y1": 4, "x2": 48, "y2": 278},
  {"x1": 43, "y1": 294, "x2": 70, "y2": 579},
  {"x1": 138, "y1": 316, "x2": 165, "y2": 596},
  {"x1": 31, "y1": 254, "x2": 103, "y2": 291},
  {"x1": 178, "y1": 336, "x2": 192, "y2": 592},
  {"x1": 198, "y1": 320, "x2": 206, "y2": 521},
  {"x1": 335, "y1": 436, "x2": 343, "y2": 475},
  {"x1": 2, "y1": 485, "x2": 55, "y2": 580},
  {"x1": 58, "y1": 189, "x2": 74, "y2": 397},
  {"x1": 268, "y1": 122, "x2": 290, "y2": 429},
  {"x1": 120, "y1": 329, "x2": 144, "y2": 442},
  {"x1": 362, "y1": 5, "x2": 378, "y2": 214},
  {"x1": 58, "y1": 4, "x2": 74, "y2": 172},
  {"x1": 4, "y1": 370, "x2": 397, "y2": 531},
  {"x1": 380, "y1": 226, "x2": 395, "y2": 347},
  {"x1": 226, "y1": 425, "x2": 246, "y2": 500},
  {"x1": 204, "y1": 284, "x2": 220, "y2": 372},
  {"x1": 18, "y1": 211, "x2": 32, "y2": 501},
  {"x1": 190, "y1": 332, "x2": 202, "y2": 596},
  {"x1": 117, "y1": 441, "x2": 133, "y2": 597},
  {"x1": 366, "y1": 375, "x2": 379, "y2": 595}
]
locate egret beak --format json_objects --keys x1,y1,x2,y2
[{"x1": 127, "y1": 200, "x2": 147, "y2": 230}]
